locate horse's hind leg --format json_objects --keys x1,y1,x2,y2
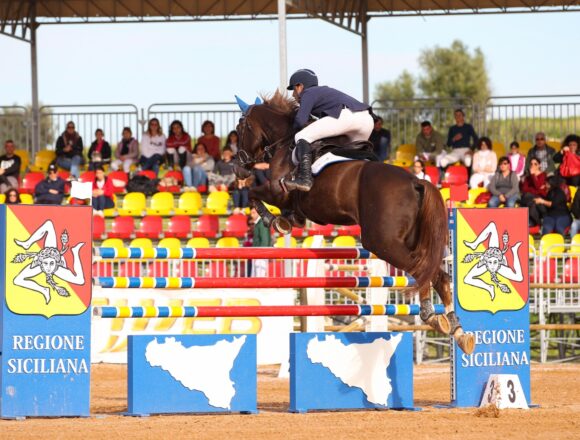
[
  {"x1": 432, "y1": 269, "x2": 475, "y2": 354},
  {"x1": 418, "y1": 271, "x2": 450, "y2": 335}
]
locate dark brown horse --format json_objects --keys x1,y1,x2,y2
[{"x1": 234, "y1": 92, "x2": 474, "y2": 354}]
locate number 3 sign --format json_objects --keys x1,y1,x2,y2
[{"x1": 480, "y1": 374, "x2": 529, "y2": 409}]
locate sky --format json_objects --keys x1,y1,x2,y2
[{"x1": 1, "y1": 11, "x2": 579, "y2": 111}]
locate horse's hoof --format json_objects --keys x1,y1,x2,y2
[
  {"x1": 456, "y1": 333, "x2": 475, "y2": 354},
  {"x1": 425, "y1": 313, "x2": 451, "y2": 335},
  {"x1": 272, "y1": 217, "x2": 292, "y2": 235}
]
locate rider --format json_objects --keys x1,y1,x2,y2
[{"x1": 285, "y1": 69, "x2": 374, "y2": 192}]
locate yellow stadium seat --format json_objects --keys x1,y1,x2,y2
[
  {"x1": 393, "y1": 150, "x2": 414, "y2": 167},
  {"x1": 539, "y1": 233, "x2": 565, "y2": 257},
  {"x1": 332, "y1": 235, "x2": 357, "y2": 247},
  {"x1": 203, "y1": 191, "x2": 230, "y2": 215},
  {"x1": 19, "y1": 193, "x2": 34, "y2": 204},
  {"x1": 274, "y1": 236, "x2": 297, "y2": 248},
  {"x1": 158, "y1": 237, "x2": 182, "y2": 249},
  {"x1": 465, "y1": 187, "x2": 489, "y2": 208},
  {"x1": 187, "y1": 237, "x2": 210, "y2": 248},
  {"x1": 103, "y1": 194, "x2": 117, "y2": 217},
  {"x1": 546, "y1": 140, "x2": 561, "y2": 151},
  {"x1": 129, "y1": 238, "x2": 153, "y2": 249},
  {"x1": 302, "y1": 236, "x2": 327, "y2": 248},
  {"x1": 29, "y1": 150, "x2": 56, "y2": 172},
  {"x1": 265, "y1": 202, "x2": 281, "y2": 216},
  {"x1": 529, "y1": 234, "x2": 536, "y2": 257},
  {"x1": 14, "y1": 149, "x2": 30, "y2": 172},
  {"x1": 491, "y1": 141, "x2": 505, "y2": 157},
  {"x1": 101, "y1": 238, "x2": 125, "y2": 249},
  {"x1": 439, "y1": 187, "x2": 451, "y2": 204},
  {"x1": 518, "y1": 141, "x2": 533, "y2": 156},
  {"x1": 174, "y1": 192, "x2": 202, "y2": 215},
  {"x1": 118, "y1": 192, "x2": 146, "y2": 216},
  {"x1": 570, "y1": 234, "x2": 580, "y2": 254},
  {"x1": 397, "y1": 144, "x2": 416, "y2": 155},
  {"x1": 570, "y1": 185, "x2": 577, "y2": 204},
  {"x1": 147, "y1": 192, "x2": 174, "y2": 216},
  {"x1": 0, "y1": 194, "x2": 5, "y2": 203},
  {"x1": 216, "y1": 237, "x2": 240, "y2": 248}
]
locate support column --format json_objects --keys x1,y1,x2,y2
[
  {"x1": 277, "y1": 0, "x2": 288, "y2": 92},
  {"x1": 361, "y1": 16, "x2": 369, "y2": 104},
  {"x1": 30, "y1": 18, "x2": 40, "y2": 151}
]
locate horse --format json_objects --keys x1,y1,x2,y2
[{"x1": 233, "y1": 92, "x2": 475, "y2": 354}]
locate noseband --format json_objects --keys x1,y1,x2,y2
[{"x1": 236, "y1": 114, "x2": 292, "y2": 169}]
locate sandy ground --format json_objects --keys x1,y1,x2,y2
[{"x1": 0, "y1": 364, "x2": 579, "y2": 440}]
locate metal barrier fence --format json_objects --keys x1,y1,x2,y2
[{"x1": 0, "y1": 105, "x2": 30, "y2": 150}]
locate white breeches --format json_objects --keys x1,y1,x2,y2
[
  {"x1": 439, "y1": 148, "x2": 473, "y2": 168},
  {"x1": 295, "y1": 108, "x2": 374, "y2": 144},
  {"x1": 469, "y1": 172, "x2": 494, "y2": 189}
]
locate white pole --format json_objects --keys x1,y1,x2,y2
[
  {"x1": 277, "y1": 0, "x2": 288, "y2": 93},
  {"x1": 361, "y1": 16, "x2": 369, "y2": 104},
  {"x1": 30, "y1": 18, "x2": 40, "y2": 152}
]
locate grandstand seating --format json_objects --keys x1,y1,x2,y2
[
  {"x1": 332, "y1": 235, "x2": 357, "y2": 247},
  {"x1": 193, "y1": 215, "x2": 220, "y2": 238},
  {"x1": 79, "y1": 171, "x2": 95, "y2": 183},
  {"x1": 135, "y1": 215, "x2": 163, "y2": 239},
  {"x1": 518, "y1": 141, "x2": 533, "y2": 155},
  {"x1": 274, "y1": 236, "x2": 297, "y2": 247},
  {"x1": 222, "y1": 214, "x2": 248, "y2": 238},
  {"x1": 146, "y1": 192, "x2": 174, "y2": 216},
  {"x1": 15, "y1": 149, "x2": 30, "y2": 172},
  {"x1": 547, "y1": 140, "x2": 561, "y2": 150},
  {"x1": 138, "y1": 170, "x2": 157, "y2": 180},
  {"x1": 302, "y1": 236, "x2": 327, "y2": 248},
  {"x1": 29, "y1": 150, "x2": 56, "y2": 172},
  {"x1": 92, "y1": 214, "x2": 106, "y2": 240},
  {"x1": 442, "y1": 165, "x2": 468, "y2": 187},
  {"x1": 174, "y1": 192, "x2": 203, "y2": 215},
  {"x1": 291, "y1": 226, "x2": 306, "y2": 238},
  {"x1": 216, "y1": 237, "x2": 240, "y2": 248},
  {"x1": 158, "y1": 170, "x2": 183, "y2": 193},
  {"x1": 101, "y1": 238, "x2": 125, "y2": 249},
  {"x1": 103, "y1": 194, "x2": 117, "y2": 217},
  {"x1": 21, "y1": 172, "x2": 44, "y2": 194},
  {"x1": 491, "y1": 141, "x2": 505, "y2": 157},
  {"x1": 539, "y1": 233, "x2": 565, "y2": 257},
  {"x1": 465, "y1": 187, "x2": 489, "y2": 208},
  {"x1": 187, "y1": 237, "x2": 210, "y2": 248},
  {"x1": 425, "y1": 165, "x2": 440, "y2": 184},
  {"x1": 20, "y1": 193, "x2": 34, "y2": 204},
  {"x1": 165, "y1": 215, "x2": 192, "y2": 239},
  {"x1": 307, "y1": 223, "x2": 335, "y2": 237},
  {"x1": 108, "y1": 171, "x2": 129, "y2": 193},
  {"x1": 118, "y1": 192, "x2": 146, "y2": 216},
  {"x1": 108, "y1": 216, "x2": 135, "y2": 239},
  {"x1": 203, "y1": 191, "x2": 230, "y2": 215},
  {"x1": 0, "y1": 194, "x2": 5, "y2": 203},
  {"x1": 336, "y1": 224, "x2": 361, "y2": 237},
  {"x1": 129, "y1": 238, "x2": 153, "y2": 248}
]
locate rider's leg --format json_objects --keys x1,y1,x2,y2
[{"x1": 285, "y1": 139, "x2": 314, "y2": 192}]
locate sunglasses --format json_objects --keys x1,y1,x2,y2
[
  {"x1": 67, "y1": 126, "x2": 75, "y2": 129},
  {"x1": 536, "y1": 137, "x2": 545, "y2": 141}
]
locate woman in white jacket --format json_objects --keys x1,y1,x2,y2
[
  {"x1": 139, "y1": 118, "x2": 166, "y2": 175},
  {"x1": 469, "y1": 137, "x2": 497, "y2": 189}
]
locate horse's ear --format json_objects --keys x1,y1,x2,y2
[
  {"x1": 235, "y1": 95, "x2": 249, "y2": 114},
  {"x1": 254, "y1": 97, "x2": 263, "y2": 105}
]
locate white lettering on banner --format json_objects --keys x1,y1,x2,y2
[
  {"x1": 7, "y1": 358, "x2": 89, "y2": 374},
  {"x1": 461, "y1": 350, "x2": 529, "y2": 368},
  {"x1": 12, "y1": 335, "x2": 85, "y2": 351},
  {"x1": 471, "y1": 329, "x2": 525, "y2": 346}
]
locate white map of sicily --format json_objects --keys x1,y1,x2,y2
[
  {"x1": 145, "y1": 336, "x2": 247, "y2": 409},
  {"x1": 306, "y1": 334, "x2": 403, "y2": 405}
]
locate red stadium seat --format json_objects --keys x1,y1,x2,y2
[
  {"x1": 138, "y1": 170, "x2": 157, "y2": 180},
  {"x1": 530, "y1": 258, "x2": 559, "y2": 283},
  {"x1": 108, "y1": 170, "x2": 129, "y2": 193},
  {"x1": 222, "y1": 214, "x2": 249, "y2": 238},
  {"x1": 92, "y1": 214, "x2": 106, "y2": 241},
  {"x1": 336, "y1": 224, "x2": 361, "y2": 237},
  {"x1": 307, "y1": 223, "x2": 335, "y2": 237},
  {"x1": 193, "y1": 215, "x2": 220, "y2": 238},
  {"x1": 425, "y1": 165, "x2": 440, "y2": 185},
  {"x1": 108, "y1": 216, "x2": 135, "y2": 239},
  {"x1": 21, "y1": 172, "x2": 44, "y2": 195},
  {"x1": 291, "y1": 226, "x2": 306, "y2": 238},
  {"x1": 79, "y1": 171, "x2": 96, "y2": 183},
  {"x1": 158, "y1": 170, "x2": 183, "y2": 193},
  {"x1": 165, "y1": 215, "x2": 192, "y2": 239},
  {"x1": 442, "y1": 165, "x2": 468, "y2": 188},
  {"x1": 135, "y1": 215, "x2": 163, "y2": 239}
]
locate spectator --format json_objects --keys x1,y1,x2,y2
[
  {"x1": 182, "y1": 143, "x2": 215, "y2": 191},
  {"x1": 232, "y1": 178, "x2": 251, "y2": 214},
  {"x1": 441, "y1": 109, "x2": 478, "y2": 168},
  {"x1": 139, "y1": 118, "x2": 166, "y2": 175},
  {"x1": 34, "y1": 164, "x2": 65, "y2": 205},
  {"x1": 4, "y1": 188, "x2": 21, "y2": 204},
  {"x1": 525, "y1": 131, "x2": 556, "y2": 175},
  {"x1": 415, "y1": 120, "x2": 445, "y2": 165},
  {"x1": 411, "y1": 160, "x2": 431, "y2": 183},
  {"x1": 198, "y1": 120, "x2": 221, "y2": 161},
  {"x1": 55, "y1": 121, "x2": 84, "y2": 179},
  {"x1": 569, "y1": 189, "x2": 580, "y2": 237},
  {"x1": 111, "y1": 127, "x2": 139, "y2": 173},
  {"x1": 249, "y1": 207, "x2": 271, "y2": 277},
  {"x1": 534, "y1": 175, "x2": 572, "y2": 236},
  {"x1": 508, "y1": 141, "x2": 526, "y2": 179},
  {"x1": 554, "y1": 134, "x2": 580, "y2": 187},
  {"x1": 92, "y1": 165, "x2": 115, "y2": 215},
  {"x1": 0, "y1": 139, "x2": 22, "y2": 193},
  {"x1": 253, "y1": 162, "x2": 270, "y2": 186},
  {"x1": 369, "y1": 117, "x2": 391, "y2": 162},
  {"x1": 87, "y1": 129, "x2": 112, "y2": 170},
  {"x1": 166, "y1": 120, "x2": 192, "y2": 170},
  {"x1": 208, "y1": 147, "x2": 236, "y2": 192},
  {"x1": 469, "y1": 137, "x2": 497, "y2": 189},
  {"x1": 519, "y1": 158, "x2": 548, "y2": 227},
  {"x1": 487, "y1": 156, "x2": 520, "y2": 208},
  {"x1": 225, "y1": 130, "x2": 239, "y2": 155}
]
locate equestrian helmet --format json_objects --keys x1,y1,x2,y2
[{"x1": 287, "y1": 69, "x2": 318, "y2": 90}]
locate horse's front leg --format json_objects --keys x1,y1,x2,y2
[{"x1": 249, "y1": 184, "x2": 293, "y2": 234}]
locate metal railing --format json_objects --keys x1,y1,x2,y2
[{"x1": 0, "y1": 105, "x2": 30, "y2": 150}]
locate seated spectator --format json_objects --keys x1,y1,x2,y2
[
  {"x1": 4, "y1": 187, "x2": 21, "y2": 204},
  {"x1": 88, "y1": 128, "x2": 112, "y2": 170},
  {"x1": 519, "y1": 158, "x2": 548, "y2": 227},
  {"x1": 0, "y1": 139, "x2": 22, "y2": 193},
  {"x1": 111, "y1": 127, "x2": 139, "y2": 173},
  {"x1": 554, "y1": 134, "x2": 580, "y2": 187},
  {"x1": 525, "y1": 131, "x2": 556, "y2": 175},
  {"x1": 55, "y1": 121, "x2": 84, "y2": 179},
  {"x1": 487, "y1": 156, "x2": 520, "y2": 208},
  {"x1": 182, "y1": 143, "x2": 215, "y2": 191},
  {"x1": 166, "y1": 120, "x2": 192, "y2": 170},
  {"x1": 569, "y1": 188, "x2": 580, "y2": 237},
  {"x1": 208, "y1": 147, "x2": 236, "y2": 192},
  {"x1": 225, "y1": 130, "x2": 239, "y2": 155},
  {"x1": 92, "y1": 165, "x2": 115, "y2": 215},
  {"x1": 369, "y1": 117, "x2": 391, "y2": 162},
  {"x1": 139, "y1": 118, "x2": 166, "y2": 175},
  {"x1": 411, "y1": 160, "x2": 431, "y2": 183},
  {"x1": 253, "y1": 162, "x2": 270, "y2": 186},
  {"x1": 198, "y1": 120, "x2": 221, "y2": 161},
  {"x1": 441, "y1": 109, "x2": 478, "y2": 168},
  {"x1": 508, "y1": 141, "x2": 526, "y2": 179},
  {"x1": 34, "y1": 164, "x2": 65, "y2": 205},
  {"x1": 232, "y1": 176, "x2": 252, "y2": 214},
  {"x1": 534, "y1": 175, "x2": 571, "y2": 236},
  {"x1": 415, "y1": 120, "x2": 445, "y2": 165},
  {"x1": 469, "y1": 137, "x2": 497, "y2": 189}
]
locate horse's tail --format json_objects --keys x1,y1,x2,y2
[{"x1": 410, "y1": 180, "x2": 448, "y2": 294}]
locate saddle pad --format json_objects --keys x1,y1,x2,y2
[{"x1": 311, "y1": 152, "x2": 359, "y2": 176}]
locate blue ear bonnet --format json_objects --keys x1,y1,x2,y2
[{"x1": 235, "y1": 95, "x2": 263, "y2": 114}]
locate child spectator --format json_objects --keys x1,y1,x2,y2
[
  {"x1": 166, "y1": 120, "x2": 192, "y2": 170},
  {"x1": 469, "y1": 137, "x2": 497, "y2": 189},
  {"x1": 208, "y1": 147, "x2": 236, "y2": 192},
  {"x1": 225, "y1": 130, "x2": 239, "y2": 155},
  {"x1": 487, "y1": 156, "x2": 519, "y2": 208},
  {"x1": 182, "y1": 143, "x2": 215, "y2": 191},
  {"x1": 55, "y1": 121, "x2": 84, "y2": 179},
  {"x1": 92, "y1": 165, "x2": 115, "y2": 215},
  {"x1": 88, "y1": 129, "x2": 112, "y2": 170},
  {"x1": 35, "y1": 164, "x2": 66, "y2": 205},
  {"x1": 534, "y1": 175, "x2": 572, "y2": 235},
  {"x1": 0, "y1": 139, "x2": 22, "y2": 193},
  {"x1": 139, "y1": 118, "x2": 166, "y2": 175},
  {"x1": 554, "y1": 134, "x2": 580, "y2": 187},
  {"x1": 519, "y1": 158, "x2": 548, "y2": 227},
  {"x1": 508, "y1": 141, "x2": 526, "y2": 179},
  {"x1": 4, "y1": 188, "x2": 21, "y2": 204},
  {"x1": 111, "y1": 127, "x2": 139, "y2": 173},
  {"x1": 198, "y1": 120, "x2": 221, "y2": 161},
  {"x1": 412, "y1": 160, "x2": 431, "y2": 182}
]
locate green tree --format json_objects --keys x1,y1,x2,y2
[{"x1": 374, "y1": 70, "x2": 416, "y2": 105}]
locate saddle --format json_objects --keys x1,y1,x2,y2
[{"x1": 310, "y1": 136, "x2": 379, "y2": 163}]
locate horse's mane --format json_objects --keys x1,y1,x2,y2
[{"x1": 260, "y1": 90, "x2": 298, "y2": 117}]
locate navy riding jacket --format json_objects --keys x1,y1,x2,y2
[{"x1": 294, "y1": 86, "x2": 370, "y2": 130}]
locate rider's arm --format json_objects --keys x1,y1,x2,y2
[{"x1": 294, "y1": 92, "x2": 315, "y2": 130}]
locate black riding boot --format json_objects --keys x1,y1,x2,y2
[{"x1": 286, "y1": 139, "x2": 313, "y2": 192}]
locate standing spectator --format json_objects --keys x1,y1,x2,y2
[
  {"x1": 182, "y1": 143, "x2": 215, "y2": 191},
  {"x1": 249, "y1": 207, "x2": 271, "y2": 277},
  {"x1": 139, "y1": 118, "x2": 166, "y2": 175},
  {"x1": 111, "y1": 127, "x2": 139, "y2": 173},
  {"x1": 87, "y1": 129, "x2": 112, "y2": 170},
  {"x1": 55, "y1": 121, "x2": 84, "y2": 179},
  {"x1": 534, "y1": 176, "x2": 572, "y2": 235},
  {"x1": 0, "y1": 140, "x2": 22, "y2": 193},
  {"x1": 4, "y1": 188, "x2": 21, "y2": 204},
  {"x1": 508, "y1": 142, "x2": 526, "y2": 179},
  {"x1": 415, "y1": 121, "x2": 445, "y2": 165},
  {"x1": 225, "y1": 130, "x2": 239, "y2": 155},
  {"x1": 411, "y1": 160, "x2": 431, "y2": 183},
  {"x1": 469, "y1": 137, "x2": 497, "y2": 189},
  {"x1": 553, "y1": 134, "x2": 580, "y2": 187},
  {"x1": 519, "y1": 158, "x2": 548, "y2": 227},
  {"x1": 369, "y1": 117, "x2": 391, "y2": 162},
  {"x1": 525, "y1": 131, "x2": 556, "y2": 175},
  {"x1": 441, "y1": 109, "x2": 478, "y2": 168},
  {"x1": 166, "y1": 120, "x2": 192, "y2": 170},
  {"x1": 198, "y1": 120, "x2": 221, "y2": 161},
  {"x1": 92, "y1": 165, "x2": 115, "y2": 215},
  {"x1": 208, "y1": 147, "x2": 236, "y2": 192},
  {"x1": 487, "y1": 156, "x2": 520, "y2": 208},
  {"x1": 34, "y1": 164, "x2": 66, "y2": 205}
]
